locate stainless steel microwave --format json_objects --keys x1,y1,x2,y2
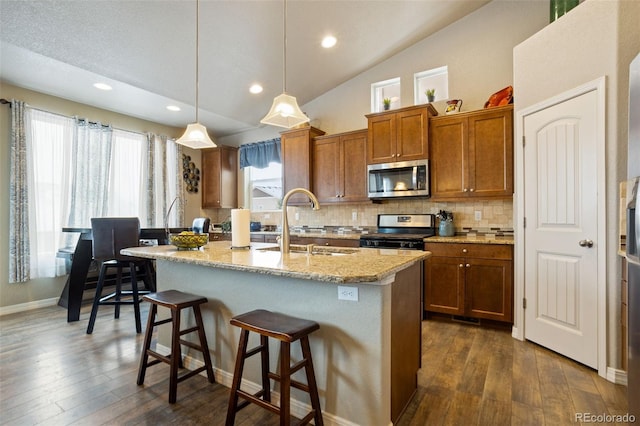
[{"x1": 367, "y1": 159, "x2": 430, "y2": 199}]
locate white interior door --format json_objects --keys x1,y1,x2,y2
[{"x1": 523, "y1": 89, "x2": 599, "y2": 369}]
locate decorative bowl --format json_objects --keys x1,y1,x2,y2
[{"x1": 169, "y1": 233, "x2": 209, "y2": 250}]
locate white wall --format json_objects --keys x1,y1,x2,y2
[{"x1": 513, "y1": 0, "x2": 640, "y2": 370}]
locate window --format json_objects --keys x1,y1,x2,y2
[
  {"x1": 414, "y1": 66, "x2": 449, "y2": 104},
  {"x1": 23, "y1": 108, "x2": 179, "y2": 278},
  {"x1": 371, "y1": 77, "x2": 401, "y2": 113},
  {"x1": 245, "y1": 162, "x2": 282, "y2": 211}
]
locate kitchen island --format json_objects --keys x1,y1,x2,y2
[{"x1": 122, "y1": 241, "x2": 428, "y2": 425}]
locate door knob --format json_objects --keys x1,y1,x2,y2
[{"x1": 579, "y1": 239, "x2": 594, "y2": 248}]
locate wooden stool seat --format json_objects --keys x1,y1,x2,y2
[
  {"x1": 137, "y1": 290, "x2": 215, "y2": 404},
  {"x1": 226, "y1": 309, "x2": 323, "y2": 426}
]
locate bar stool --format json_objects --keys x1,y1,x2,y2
[
  {"x1": 137, "y1": 290, "x2": 215, "y2": 404},
  {"x1": 225, "y1": 309, "x2": 323, "y2": 426},
  {"x1": 86, "y1": 217, "x2": 156, "y2": 334}
]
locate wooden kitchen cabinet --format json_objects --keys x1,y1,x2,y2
[
  {"x1": 424, "y1": 242, "x2": 513, "y2": 323},
  {"x1": 313, "y1": 129, "x2": 368, "y2": 203},
  {"x1": 430, "y1": 105, "x2": 513, "y2": 200},
  {"x1": 201, "y1": 145, "x2": 238, "y2": 208},
  {"x1": 281, "y1": 126, "x2": 326, "y2": 205},
  {"x1": 366, "y1": 104, "x2": 437, "y2": 164}
]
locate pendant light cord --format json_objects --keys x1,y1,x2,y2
[
  {"x1": 282, "y1": 0, "x2": 287, "y2": 93},
  {"x1": 195, "y1": 0, "x2": 200, "y2": 123}
]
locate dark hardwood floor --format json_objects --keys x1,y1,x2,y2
[{"x1": 0, "y1": 304, "x2": 628, "y2": 425}]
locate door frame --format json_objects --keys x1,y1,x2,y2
[{"x1": 514, "y1": 77, "x2": 607, "y2": 377}]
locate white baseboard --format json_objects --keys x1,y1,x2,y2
[
  {"x1": 157, "y1": 344, "x2": 359, "y2": 426},
  {"x1": 606, "y1": 366, "x2": 628, "y2": 386},
  {"x1": 0, "y1": 297, "x2": 60, "y2": 317}
]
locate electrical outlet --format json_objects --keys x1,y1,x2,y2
[
  {"x1": 338, "y1": 286, "x2": 359, "y2": 301},
  {"x1": 295, "y1": 212, "x2": 299, "y2": 221},
  {"x1": 352, "y1": 211, "x2": 358, "y2": 222},
  {"x1": 474, "y1": 211, "x2": 482, "y2": 221}
]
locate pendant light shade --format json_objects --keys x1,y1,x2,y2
[
  {"x1": 176, "y1": 0, "x2": 216, "y2": 149},
  {"x1": 261, "y1": 93, "x2": 309, "y2": 128},
  {"x1": 177, "y1": 122, "x2": 216, "y2": 149},
  {"x1": 260, "y1": 0, "x2": 309, "y2": 129}
]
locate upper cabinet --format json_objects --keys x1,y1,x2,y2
[
  {"x1": 365, "y1": 104, "x2": 437, "y2": 164},
  {"x1": 430, "y1": 105, "x2": 513, "y2": 200},
  {"x1": 313, "y1": 129, "x2": 369, "y2": 204},
  {"x1": 281, "y1": 126, "x2": 326, "y2": 205},
  {"x1": 201, "y1": 145, "x2": 238, "y2": 209}
]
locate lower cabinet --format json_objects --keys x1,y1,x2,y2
[{"x1": 424, "y1": 242, "x2": 513, "y2": 323}]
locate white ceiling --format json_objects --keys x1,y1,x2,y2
[{"x1": 0, "y1": 0, "x2": 489, "y2": 138}]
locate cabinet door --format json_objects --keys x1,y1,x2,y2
[
  {"x1": 202, "y1": 149, "x2": 221, "y2": 208},
  {"x1": 220, "y1": 147, "x2": 238, "y2": 208},
  {"x1": 340, "y1": 131, "x2": 368, "y2": 202},
  {"x1": 367, "y1": 114, "x2": 396, "y2": 164},
  {"x1": 313, "y1": 136, "x2": 341, "y2": 203},
  {"x1": 424, "y1": 256, "x2": 465, "y2": 315},
  {"x1": 429, "y1": 117, "x2": 468, "y2": 199},
  {"x1": 396, "y1": 108, "x2": 428, "y2": 161},
  {"x1": 468, "y1": 108, "x2": 513, "y2": 198},
  {"x1": 465, "y1": 258, "x2": 513, "y2": 322},
  {"x1": 282, "y1": 127, "x2": 324, "y2": 204}
]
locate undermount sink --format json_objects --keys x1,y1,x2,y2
[{"x1": 258, "y1": 244, "x2": 359, "y2": 256}]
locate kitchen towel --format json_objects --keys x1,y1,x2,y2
[{"x1": 231, "y1": 209, "x2": 250, "y2": 248}]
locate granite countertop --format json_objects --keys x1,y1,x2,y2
[
  {"x1": 248, "y1": 231, "x2": 514, "y2": 244},
  {"x1": 425, "y1": 235, "x2": 514, "y2": 245},
  {"x1": 250, "y1": 230, "x2": 363, "y2": 240},
  {"x1": 122, "y1": 241, "x2": 428, "y2": 284}
]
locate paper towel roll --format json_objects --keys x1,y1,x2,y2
[{"x1": 231, "y1": 209, "x2": 250, "y2": 248}]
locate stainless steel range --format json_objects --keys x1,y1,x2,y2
[{"x1": 359, "y1": 214, "x2": 436, "y2": 250}]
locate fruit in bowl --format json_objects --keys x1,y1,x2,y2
[{"x1": 169, "y1": 231, "x2": 209, "y2": 250}]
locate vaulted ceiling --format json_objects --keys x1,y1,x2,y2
[{"x1": 0, "y1": 0, "x2": 489, "y2": 137}]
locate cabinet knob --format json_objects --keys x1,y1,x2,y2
[
  {"x1": 466, "y1": 264, "x2": 471, "y2": 268},
  {"x1": 470, "y1": 188, "x2": 475, "y2": 192},
  {"x1": 462, "y1": 248, "x2": 468, "y2": 253},
  {"x1": 325, "y1": 242, "x2": 330, "y2": 246},
  {"x1": 459, "y1": 264, "x2": 464, "y2": 268},
  {"x1": 463, "y1": 188, "x2": 468, "y2": 192}
]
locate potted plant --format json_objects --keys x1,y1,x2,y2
[
  {"x1": 425, "y1": 89, "x2": 436, "y2": 103},
  {"x1": 383, "y1": 98, "x2": 391, "y2": 110}
]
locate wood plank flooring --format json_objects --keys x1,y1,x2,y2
[{"x1": 0, "y1": 304, "x2": 628, "y2": 425}]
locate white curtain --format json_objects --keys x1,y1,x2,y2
[
  {"x1": 143, "y1": 133, "x2": 184, "y2": 228},
  {"x1": 24, "y1": 109, "x2": 75, "y2": 279},
  {"x1": 11, "y1": 105, "x2": 182, "y2": 280},
  {"x1": 65, "y1": 118, "x2": 113, "y2": 227}
]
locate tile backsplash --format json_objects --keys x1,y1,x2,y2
[{"x1": 211, "y1": 199, "x2": 513, "y2": 234}]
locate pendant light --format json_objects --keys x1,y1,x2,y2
[
  {"x1": 260, "y1": 0, "x2": 309, "y2": 128},
  {"x1": 176, "y1": 0, "x2": 216, "y2": 149}
]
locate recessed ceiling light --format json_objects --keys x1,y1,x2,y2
[
  {"x1": 250, "y1": 84, "x2": 263, "y2": 94},
  {"x1": 166, "y1": 105, "x2": 181, "y2": 112},
  {"x1": 321, "y1": 35, "x2": 337, "y2": 48},
  {"x1": 93, "y1": 82, "x2": 112, "y2": 91}
]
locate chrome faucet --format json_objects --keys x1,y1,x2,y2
[{"x1": 280, "y1": 188, "x2": 320, "y2": 254}]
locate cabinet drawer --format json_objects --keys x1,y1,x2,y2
[{"x1": 424, "y1": 242, "x2": 512, "y2": 260}]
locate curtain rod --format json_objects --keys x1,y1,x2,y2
[{"x1": 1, "y1": 98, "x2": 165, "y2": 137}]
